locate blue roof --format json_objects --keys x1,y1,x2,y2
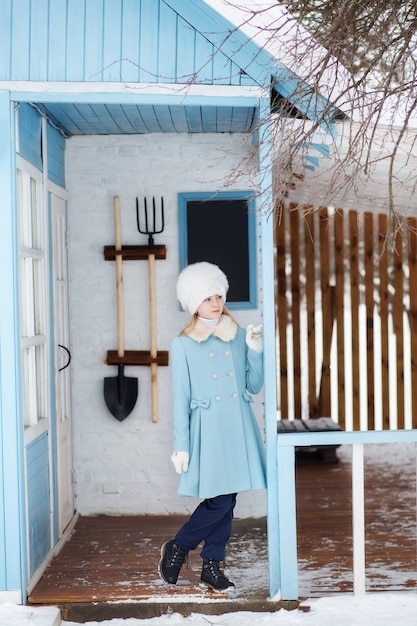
[{"x1": 0, "y1": 0, "x2": 340, "y2": 134}]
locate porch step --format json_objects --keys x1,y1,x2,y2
[
  {"x1": 277, "y1": 417, "x2": 343, "y2": 463},
  {"x1": 53, "y1": 599, "x2": 298, "y2": 623}
]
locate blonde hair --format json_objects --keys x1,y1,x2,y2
[{"x1": 179, "y1": 306, "x2": 239, "y2": 336}]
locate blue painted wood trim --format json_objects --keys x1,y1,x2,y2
[
  {"x1": 0, "y1": 91, "x2": 26, "y2": 600},
  {"x1": 17, "y1": 103, "x2": 42, "y2": 171},
  {"x1": 11, "y1": 90, "x2": 262, "y2": 108},
  {"x1": 46, "y1": 123, "x2": 66, "y2": 187},
  {"x1": 2, "y1": 0, "x2": 255, "y2": 86},
  {"x1": 257, "y1": 97, "x2": 281, "y2": 599},
  {"x1": 26, "y1": 433, "x2": 51, "y2": 576},
  {"x1": 277, "y1": 429, "x2": 417, "y2": 447},
  {"x1": 277, "y1": 445, "x2": 298, "y2": 599},
  {"x1": 48, "y1": 191, "x2": 59, "y2": 546},
  {"x1": 163, "y1": 0, "x2": 276, "y2": 88},
  {"x1": 178, "y1": 191, "x2": 257, "y2": 310}
]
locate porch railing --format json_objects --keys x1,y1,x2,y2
[
  {"x1": 275, "y1": 205, "x2": 417, "y2": 431},
  {"x1": 276, "y1": 429, "x2": 417, "y2": 600}
]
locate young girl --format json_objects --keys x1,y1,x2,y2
[{"x1": 159, "y1": 261, "x2": 266, "y2": 591}]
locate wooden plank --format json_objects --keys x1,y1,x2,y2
[
  {"x1": 408, "y1": 218, "x2": 417, "y2": 429},
  {"x1": 138, "y1": 0, "x2": 159, "y2": 83},
  {"x1": 393, "y1": 228, "x2": 405, "y2": 429},
  {"x1": 334, "y1": 210, "x2": 345, "y2": 428},
  {"x1": 215, "y1": 106, "x2": 233, "y2": 133},
  {"x1": 195, "y1": 33, "x2": 215, "y2": 84},
  {"x1": 29, "y1": 0, "x2": 49, "y2": 80},
  {"x1": 84, "y1": 0, "x2": 105, "y2": 82},
  {"x1": 10, "y1": 0, "x2": 30, "y2": 80},
  {"x1": 102, "y1": 0, "x2": 123, "y2": 81},
  {"x1": 349, "y1": 211, "x2": 360, "y2": 430},
  {"x1": 277, "y1": 445, "x2": 298, "y2": 599},
  {"x1": 64, "y1": 0, "x2": 86, "y2": 81},
  {"x1": 201, "y1": 105, "x2": 218, "y2": 133},
  {"x1": 318, "y1": 208, "x2": 332, "y2": 417},
  {"x1": 276, "y1": 205, "x2": 289, "y2": 419},
  {"x1": 304, "y1": 211, "x2": 318, "y2": 419},
  {"x1": 0, "y1": 0, "x2": 12, "y2": 81},
  {"x1": 48, "y1": 0, "x2": 68, "y2": 80},
  {"x1": 364, "y1": 213, "x2": 375, "y2": 430},
  {"x1": 170, "y1": 104, "x2": 190, "y2": 133},
  {"x1": 104, "y1": 245, "x2": 167, "y2": 261},
  {"x1": 176, "y1": 15, "x2": 197, "y2": 84},
  {"x1": 120, "y1": 0, "x2": 141, "y2": 83},
  {"x1": 378, "y1": 214, "x2": 390, "y2": 429},
  {"x1": 106, "y1": 350, "x2": 169, "y2": 366},
  {"x1": 158, "y1": 0, "x2": 178, "y2": 84},
  {"x1": 290, "y1": 210, "x2": 302, "y2": 419},
  {"x1": 212, "y1": 50, "x2": 233, "y2": 86},
  {"x1": 26, "y1": 434, "x2": 51, "y2": 577}
]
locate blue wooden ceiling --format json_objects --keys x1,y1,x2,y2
[{"x1": 37, "y1": 102, "x2": 257, "y2": 135}]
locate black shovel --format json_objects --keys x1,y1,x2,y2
[{"x1": 104, "y1": 197, "x2": 138, "y2": 421}]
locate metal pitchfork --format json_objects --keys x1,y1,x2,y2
[{"x1": 136, "y1": 197, "x2": 165, "y2": 423}]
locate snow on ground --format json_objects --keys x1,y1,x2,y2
[
  {"x1": 3, "y1": 444, "x2": 417, "y2": 625},
  {"x1": 3, "y1": 593, "x2": 417, "y2": 626}
]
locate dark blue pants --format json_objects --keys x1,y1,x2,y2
[{"x1": 175, "y1": 494, "x2": 237, "y2": 561}]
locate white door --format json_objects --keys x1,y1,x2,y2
[{"x1": 51, "y1": 193, "x2": 74, "y2": 535}]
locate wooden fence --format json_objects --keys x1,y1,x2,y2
[{"x1": 275, "y1": 204, "x2": 417, "y2": 431}]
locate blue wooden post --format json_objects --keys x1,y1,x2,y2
[
  {"x1": 257, "y1": 96, "x2": 282, "y2": 599},
  {"x1": 277, "y1": 443, "x2": 298, "y2": 599},
  {"x1": 0, "y1": 92, "x2": 26, "y2": 601}
]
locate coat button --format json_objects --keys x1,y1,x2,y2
[
  {"x1": 212, "y1": 373, "x2": 218, "y2": 379},
  {"x1": 215, "y1": 395, "x2": 221, "y2": 401},
  {"x1": 229, "y1": 371, "x2": 235, "y2": 377},
  {"x1": 225, "y1": 350, "x2": 231, "y2": 356},
  {"x1": 209, "y1": 352, "x2": 215, "y2": 358},
  {"x1": 232, "y1": 392, "x2": 238, "y2": 398}
]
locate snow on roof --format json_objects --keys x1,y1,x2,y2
[{"x1": 282, "y1": 119, "x2": 417, "y2": 215}]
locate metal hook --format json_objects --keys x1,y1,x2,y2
[{"x1": 58, "y1": 344, "x2": 71, "y2": 372}]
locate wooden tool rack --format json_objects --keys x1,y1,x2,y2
[{"x1": 103, "y1": 244, "x2": 169, "y2": 367}]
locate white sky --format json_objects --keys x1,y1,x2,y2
[{"x1": 202, "y1": 0, "x2": 417, "y2": 128}]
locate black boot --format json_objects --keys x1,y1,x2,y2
[
  {"x1": 201, "y1": 558, "x2": 235, "y2": 590},
  {"x1": 159, "y1": 539, "x2": 188, "y2": 584}
]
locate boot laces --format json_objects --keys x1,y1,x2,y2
[
  {"x1": 205, "y1": 558, "x2": 222, "y2": 580},
  {"x1": 169, "y1": 543, "x2": 187, "y2": 567}
]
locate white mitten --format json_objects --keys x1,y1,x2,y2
[
  {"x1": 246, "y1": 324, "x2": 263, "y2": 352},
  {"x1": 171, "y1": 451, "x2": 189, "y2": 475}
]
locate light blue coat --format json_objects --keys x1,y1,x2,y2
[{"x1": 171, "y1": 314, "x2": 267, "y2": 499}]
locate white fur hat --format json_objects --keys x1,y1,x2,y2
[{"x1": 177, "y1": 262, "x2": 229, "y2": 314}]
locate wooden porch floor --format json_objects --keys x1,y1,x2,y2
[{"x1": 28, "y1": 443, "x2": 417, "y2": 621}]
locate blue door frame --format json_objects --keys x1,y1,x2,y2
[
  {"x1": 0, "y1": 87, "x2": 281, "y2": 601},
  {"x1": 0, "y1": 91, "x2": 27, "y2": 603}
]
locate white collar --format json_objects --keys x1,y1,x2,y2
[
  {"x1": 198, "y1": 316, "x2": 220, "y2": 329},
  {"x1": 186, "y1": 314, "x2": 238, "y2": 343}
]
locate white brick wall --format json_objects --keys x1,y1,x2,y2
[{"x1": 66, "y1": 132, "x2": 266, "y2": 518}]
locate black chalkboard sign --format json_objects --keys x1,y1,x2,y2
[{"x1": 179, "y1": 192, "x2": 257, "y2": 308}]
